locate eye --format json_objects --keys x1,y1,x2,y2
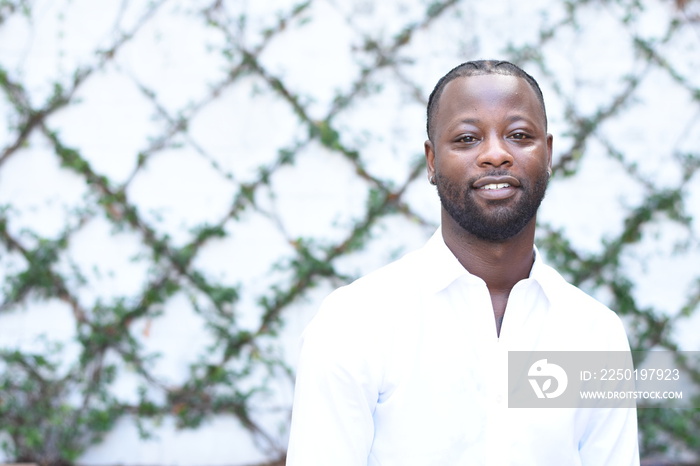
[
  {"x1": 510, "y1": 132, "x2": 531, "y2": 140},
  {"x1": 457, "y1": 135, "x2": 478, "y2": 144}
]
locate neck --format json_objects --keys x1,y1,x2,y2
[{"x1": 441, "y1": 211, "x2": 536, "y2": 294}]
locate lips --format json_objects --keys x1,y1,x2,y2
[
  {"x1": 472, "y1": 175, "x2": 520, "y2": 201},
  {"x1": 472, "y1": 175, "x2": 521, "y2": 190}
]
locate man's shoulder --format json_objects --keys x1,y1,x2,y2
[
  {"x1": 326, "y1": 247, "x2": 425, "y2": 310},
  {"x1": 308, "y1": 248, "x2": 426, "y2": 330},
  {"x1": 538, "y1": 262, "x2": 630, "y2": 348},
  {"x1": 538, "y1": 261, "x2": 612, "y2": 313},
  {"x1": 347, "y1": 248, "x2": 425, "y2": 294}
]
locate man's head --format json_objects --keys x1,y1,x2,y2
[{"x1": 424, "y1": 60, "x2": 553, "y2": 243}]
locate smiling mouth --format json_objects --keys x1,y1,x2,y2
[
  {"x1": 472, "y1": 176, "x2": 520, "y2": 201},
  {"x1": 472, "y1": 175, "x2": 521, "y2": 190}
]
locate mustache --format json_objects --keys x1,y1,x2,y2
[{"x1": 467, "y1": 170, "x2": 520, "y2": 186}]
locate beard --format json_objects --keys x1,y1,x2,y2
[{"x1": 436, "y1": 168, "x2": 549, "y2": 242}]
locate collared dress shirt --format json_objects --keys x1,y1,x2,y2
[{"x1": 286, "y1": 229, "x2": 639, "y2": 466}]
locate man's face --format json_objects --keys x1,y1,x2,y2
[{"x1": 425, "y1": 74, "x2": 553, "y2": 242}]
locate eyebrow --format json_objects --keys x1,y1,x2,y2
[{"x1": 458, "y1": 115, "x2": 537, "y2": 126}]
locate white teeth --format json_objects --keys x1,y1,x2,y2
[{"x1": 481, "y1": 183, "x2": 511, "y2": 190}]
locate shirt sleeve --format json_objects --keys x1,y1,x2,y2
[
  {"x1": 578, "y1": 314, "x2": 640, "y2": 466},
  {"x1": 578, "y1": 403, "x2": 639, "y2": 465},
  {"x1": 286, "y1": 291, "x2": 380, "y2": 466}
]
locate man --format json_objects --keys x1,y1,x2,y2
[{"x1": 286, "y1": 60, "x2": 639, "y2": 465}]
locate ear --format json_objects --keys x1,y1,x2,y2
[
  {"x1": 425, "y1": 139, "x2": 436, "y2": 183},
  {"x1": 546, "y1": 133, "x2": 553, "y2": 175}
]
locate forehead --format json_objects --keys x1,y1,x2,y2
[{"x1": 435, "y1": 74, "x2": 545, "y2": 128}]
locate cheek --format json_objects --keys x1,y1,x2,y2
[
  {"x1": 437, "y1": 150, "x2": 473, "y2": 173},
  {"x1": 522, "y1": 148, "x2": 550, "y2": 171}
]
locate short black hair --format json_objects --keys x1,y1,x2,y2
[{"x1": 426, "y1": 60, "x2": 547, "y2": 141}]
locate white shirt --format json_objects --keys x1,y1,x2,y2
[{"x1": 286, "y1": 229, "x2": 639, "y2": 466}]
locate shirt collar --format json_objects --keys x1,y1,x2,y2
[
  {"x1": 418, "y1": 228, "x2": 474, "y2": 294},
  {"x1": 419, "y1": 228, "x2": 564, "y2": 302}
]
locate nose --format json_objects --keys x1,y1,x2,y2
[{"x1": 476, "y1": 136, "x2": 514, "y2": 168}]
